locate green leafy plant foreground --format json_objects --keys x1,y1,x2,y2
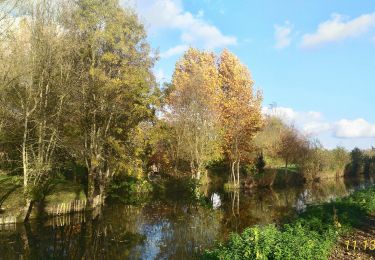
[{"x1": 203, "y1": 187, "x2": 375, "y2": 260}]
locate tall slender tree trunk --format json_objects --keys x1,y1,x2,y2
[
  {"x1": 234, "y1": 137, "x2": 240, "y2": 187},
  {"x1": 22, "y1": 116, "x2": 28, "y2": 188},
  {"x1": 236, "y1": 190, "x2": 240, "y2": 215},
  {"x1": 231, "y1": 191, "x2": 235, "y2": 215},
  {"x1": 22, "y1": 114, "x2": 34, "y2": 222},
  {"x1": 190, "y1": 160, "x2": 195, "y2": 178},
  {"x1": 23, "y1": 199, "x2": 34, "y2": 222},
  {"x1": 236, "y1": 160, "x2": 240, "y2": 187},
  {"x1": 87, "y1": 166, "x2": 95, "y2": 209},
  {"x1": 231, "y1": 161, "x2": 236, "y2": 185}
]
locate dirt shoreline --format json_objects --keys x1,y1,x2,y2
[{"x1": 330, "y1": 213, "x2": 375, "y2": 260}]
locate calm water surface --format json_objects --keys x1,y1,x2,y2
[{"x1": 0, "y1": 175, "x2": 374, "y2": 259}]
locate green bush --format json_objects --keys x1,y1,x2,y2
[
  {"x1": 108, "y1": 176, "x2": 153, "y2": 195},
  {"x1": 107, "y1": 176, "x2": 153, "y2": 205},
  {"x1": 204, "y1": 224, "x2": 335, "y2": 260},
  {"x1": 203, "y1": 187, "x2": 375, "y2": 260},
  {"x1": 272, "y1": 224, "x2": 335, "y2": 260}
]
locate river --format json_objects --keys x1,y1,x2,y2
[{"x1": 0, "y1": 175, "x2": 374, "y2": 259}]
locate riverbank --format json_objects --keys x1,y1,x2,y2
[
  {"x1": 330, "y1": 212, "x2": 375, "y2": 259},
  {"x1": 203, "y1": 186, "x2": 375, "y2": 259},
  {"x1": 0, "y1": 175, "x2": 373, "y2": 259},
  {"x1": 239, "y1": 165, "x2": 348, "y2": 189},
  {"x1": 0, "y1": 169, "x2": 372, "y2": 224},
  {"x1": 0, "y1": 175, "x2": 87, "y2": 223}
]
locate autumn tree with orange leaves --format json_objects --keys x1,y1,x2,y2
[
  {"x1": 167, "y1": 48, "x2": 223, "y2": 179},
  {"x1": 218, "y1": 49, "x2": 263, "y2": 187}
]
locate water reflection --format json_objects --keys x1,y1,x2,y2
[
  {"x1": 295, "y1": 189, "x2": 311, "y2": 213},
  {"x1": 210, "y1": 193, "x2": 221, "y2": 209},
  {"x1": 0, "y1": 175, "x2": 374, "y2": 259}
]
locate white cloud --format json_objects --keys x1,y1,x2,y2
[
  {"x1": 263, "y1": 106, "x2": 375, "y2": 140},
  {"x1": 301, "y1": 12, "x2": 375, "y2": 49},
  {"x1": 303, "y1": 122, "x2": 332, "y2": 135},
  {"x1": 262, "y1": 106, "x2": 330, "y2": 135},
  {"x1": 334, "y1": 118, "x2": 375, "y2": 138},
  {"x1": 180, "y1": 23, "x2": 236, "y2": 49},
  {"x1": 262, "y1": 106, "x2": 297, "y2": 122},
  {"x1": 160, "y1": 44, "x2": 188, "y2": 58},
  {"x1": 126, "y1": 0, "x2": 236, "y2": 56},
  {"x1": 274, "y1": 21, "x2": 293, "y2": 49},
  {"x1": 263, "y1": 106, "x2": 375, "y2": 149},
  {"x1": 306, "y1": 111, "x2": 323, "y2": 121}
]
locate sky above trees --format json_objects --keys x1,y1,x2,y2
[{"x1": 124, "y1": 0, "x2": 375, "y2": 149}]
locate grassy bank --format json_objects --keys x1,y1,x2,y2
[
  {"x1": 0, "y1": 175, "x2": 23, "y2": 212},
  {"x1": 203, "y1": 186, "x2": 375, "y2": 259},
  {"x1": 0, "y1": 176, "x2": 87, "y2": 222}
]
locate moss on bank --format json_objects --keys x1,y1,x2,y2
[
  {"x1": 0, "y1": 176, "x2": 87, "y2": 221},
  {"x1": 0, "y1": 175, "x2": 24, "y2": 218},
  {"x1": 44, "y1": 179, "x2": 86, "y2": 204},
  {"x1": 203, "y1": 187, "x2": 375, "y2": 260}
]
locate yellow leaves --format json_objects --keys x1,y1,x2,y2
[
  {"x1": 171, "y1": 47, "x2": 220, "y2": 110},
  {"x1": 218, "y1": 49, "x2": 263, "y2": 160},
  {"x1": 101, "y1": 52, "x2": 118, "y2": 63},
  {"x1": 167, "y1": 47, "x2": 264, "y2": 168},
  {"x1": 167, "y1": 48, "x2": 223, "y2": 172},
  {"x1": 219, "y1": 49, "x2": 254, "y2": 93}
]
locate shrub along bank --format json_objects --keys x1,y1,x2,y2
[{"x1": 203, "y1": 187, "x2": 375, "y2": 260}]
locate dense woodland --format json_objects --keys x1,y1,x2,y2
[{"x1": 0, "y1": 0, "x2": 374, "y2": 222}]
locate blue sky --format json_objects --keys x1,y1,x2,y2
[{"x1": 124, "y1": 0, "x2": 375, "y2": 150}]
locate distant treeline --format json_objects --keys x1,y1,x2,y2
[{"x1": 239, "y1": 116, "x2": 372, "y2": 185}]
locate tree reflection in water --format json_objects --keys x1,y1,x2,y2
[{"x1": 0, "y1": 175, "x2": 374, "y2": 259}]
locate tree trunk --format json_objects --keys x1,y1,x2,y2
[
  {"x1": 23, "y1": 199, "x2": 34, "y2": 222},
  {"x1": 236, "y1": 160, "x2": 240, "y2": 187},
  {"x1": 84, "y1": 213, "x2": 93, "y2": 258},
  {"x1": 190, "y1": 160, "x2": 195, "y2": 178},
  {"x1": 196, "y1": 170, "x2": 201, "y2": 180},
  {"x1": 98, "y1": 168, "x2": 110, "y2": 205},
  {"x1": 236, "y1": 190, "x2": 240, "y2": 215},
  {"x1": 87, "y1": 167, "x2": 95, "y2": 209},
  {"x1": 234, "y1": 137, "x2": 239, "y2": 187},
  {"x1": 22, "y1": 116, "x2": 28, "y2": 188},
  {"x1": 231, "y1": 161, "x2": 236, "y2": 185}
]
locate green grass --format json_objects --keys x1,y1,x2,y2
[
  {"x1": 203, "y1": 187, "x2": 375, "y2": 260},
  {"x1": 0, "y1": 175, "x2": 86, "y2": 206},
  {"x1": 274, "y1": 165, "x2": 299, "y2": 174},
  {"x1": 0, "y1": 175, "x2": 24, "y2": 219},
  {"x1": 0, "y1": 174, "x2": 8, "y2": 182},
  {"x1": 44, "y1": 179, "x2": 86, "y2": 204},
  {"x1": 0, "y1": 176, "x2": 86, "y2": 221}
]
